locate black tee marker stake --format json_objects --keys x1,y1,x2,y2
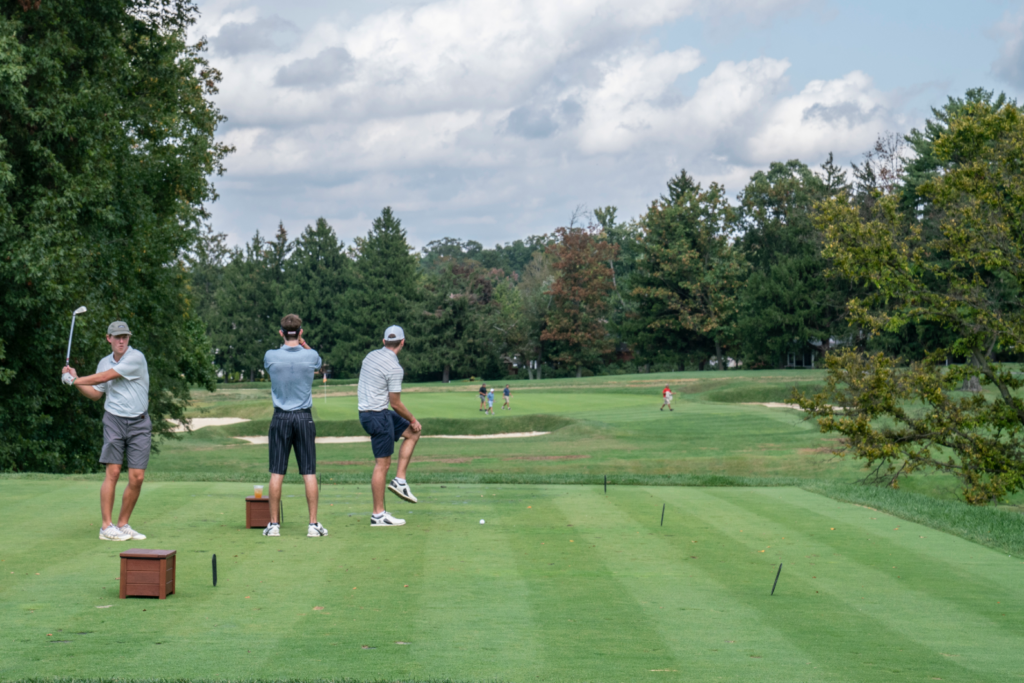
[
  {"x1": 771, "y1": 564, "x2": 783, "y2": 595},
  {"x1": 604, "y1": 475, "x2": 607, "y2": 493},
  {"x1": 660, "y1": 503, "x2": 665, "y2": 526},
  {"x1": 212, "y1": 554, "x2": 217, "y2": 587}
]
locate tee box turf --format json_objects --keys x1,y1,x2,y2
[
  {"x1": 246, "y1": 495, "x2": 272, "y2": 528},
  {"x1": 119, "y1": 549, "x2": 176, "y2": 599}
]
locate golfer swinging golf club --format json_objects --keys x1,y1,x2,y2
[
  {"x1": 357, "y1": 325, "x2": 421, "y2": 526},
  {"x1": 262, "y1": 314, "x2": 327, "y2": 537},
  {"x1": 62, "y1": 321, "x2": 150, "y2": 541}
]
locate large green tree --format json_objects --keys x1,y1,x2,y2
[
  {"x1": 630, "y1": 170, "x2": 748, "y2": 371},
  {"x1": 336, "y1": 207, "x2": 420, "y2": 373},
  {"x1": 734, "y1": 159, "x2": 852, "y2": 368},
  {"x1": 797, "y1": 96, "x2": 1024, "y2": 503},
  {"x1": 0, "y1": 0, "x2": 229, "y2": 472},
  {"x1": 210, "y1": 232, "x2": 281, "y2": 381},
  {"x1": 280, "y1": 217, "x2": 350, "y2": 372},
  {"x1": 418, "y1": 260, "x2": 501, "y2": 381}
]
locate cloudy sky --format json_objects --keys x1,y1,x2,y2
[{"x1": 193, "y1": 0, "x2": 1024, "y2": 250}]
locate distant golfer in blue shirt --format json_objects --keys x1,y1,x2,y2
[{"x1": 261, "y1": 314, "x2": 327, "y2": 538}]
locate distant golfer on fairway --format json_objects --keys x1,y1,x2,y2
[
  {"x1": 262, "y1": 314, "x2": 327, "y2": 538},
  {"x1": 357, "y1": 325, "x2": 421, "y2": 527},
  {"x1": 502, "y1": 384, "x2": 511, "y2": 410},
  {"x1": 478, "y1": 382, "x2": 487, "y2": 411},
  {"x1": 62, "y1": 321, "x2": 150, "y2": 542},
  {"x1": 486, "y1": 387, "x2": 495, "y2": 415},
  {"x1": 661, "y1": 386, "x2": 674, "y2": 412}
]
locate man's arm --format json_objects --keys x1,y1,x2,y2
[
  {"x1": 62, "y1": 366, "x2": 120, "y2": 402},
  {"x1": 389, "y1": 392, "x2": 421, "y2": 433}
]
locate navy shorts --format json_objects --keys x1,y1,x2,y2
[
  {"x1": 268, "y1": 408, "x2": 316, "y2": 475},
  {"x1": 359, "y1": 410, "x2": 411, "y2": 459}
]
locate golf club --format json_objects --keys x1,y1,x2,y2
[{"x1": 65, "y1": 306, "x2": 87, "y2": 366}]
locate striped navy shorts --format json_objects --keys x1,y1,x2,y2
[{"x1": 268, "y1": 408, "x2": 316, "y2": 475}]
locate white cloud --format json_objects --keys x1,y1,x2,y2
[
  {"x1": 992, "y1": 11, "x2": 1024, "y2": 90},
  {"x1": 748, "y1": 70, "x2": 897, "y2": 163},
  {"x1": 195, "y1": 0, "x2": 907, "y2": 247}
]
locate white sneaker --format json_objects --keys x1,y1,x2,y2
[
  {"x1": 263, "y1": 522, "x2": 280, "y2": 537},
  {"x1": 307, "y1": 522, "x2": 328, "y2": 537},
  {"x1": 118, "y1": 524, "x2": 146, "y2": 540},
  {"x1": 370, "y1": 512, "x2": 406, "y2": 527},
  {"x1": 387, "y1": 478, "x2": 418, "y2": 503},
  {"x1": 99, "y1": 525, "x2": 130, "y2": 541}
]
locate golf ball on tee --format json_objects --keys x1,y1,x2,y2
[{"x1": 480, "y1": 519, "x2": 485, "y2": 524}]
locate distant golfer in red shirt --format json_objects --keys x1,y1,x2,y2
[{"x1": 660, "y1": 386, "x2": 674, "y2": 412}]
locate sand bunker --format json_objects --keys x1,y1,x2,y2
[
  {"x1": 233, "y1": 431, "x2": 549, "y2": 446},
  {"x1": 743, "y1": 402, "x2": 804, "y2": 410},
  {"x1": 171, "y1": 417, "x2": 251, "y2": 432},
  {"x1": 743, "y1": 402, "x2": 841, "y2": 411}
]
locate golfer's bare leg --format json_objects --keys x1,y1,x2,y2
[
  {"x1": 269, "y1": 473, "x2": 285, "y2": 523},
  {"x1": 115, "y1": 468, "x2": 145, "y2": 527},
  {"x1": 395, "y1": 427, "x2": 420, "y2": 480},
  {"x1": 100, "y1": 464, "x2": 121, "y2": 528},
  {"x1": 303, "y1": 474, "x2": 318, "y2": 524},
  {"x1": 372, "y1": 456, "x2": 391, "y2": 514}
]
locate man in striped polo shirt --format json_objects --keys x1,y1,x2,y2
[
  {"x1": 262, "y1": 314, "x2": 327, "y2": 538},
  {"x1": 357, "y1": 325, "x2": 422, "y2": 527}
]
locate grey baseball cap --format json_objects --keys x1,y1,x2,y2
[
  {"x1": 383, "y1": 325, "x2": 405, "y2": 341},
  {"x1": 107, "y1": 321, "x2": 132, "y2": 336}
]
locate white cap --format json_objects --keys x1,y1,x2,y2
[{"x1": 383, "y1": 325, "x2": 405, "y2": 342}]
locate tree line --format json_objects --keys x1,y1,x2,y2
[{"x1": 190, "y1": 138, "x2": 972, "y2": 383}]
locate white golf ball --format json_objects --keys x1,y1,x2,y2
[{"x1": 479, "y1": 519, "x2": 485, "y2": 524}]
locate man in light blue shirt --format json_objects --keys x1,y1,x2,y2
[
  {"x1": 261, "y1": 314, "x2": 327, "y2": 538},
  {"x1": 62, "y1": 320, "x2": 151, "y2": 542}
]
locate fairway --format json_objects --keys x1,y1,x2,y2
[
  {"x1": 163, "y1": 374, "x2": 857, "y2": 483},
  {"x1": 2, "y1": 480, "x2": 1022, "y2": 682}
]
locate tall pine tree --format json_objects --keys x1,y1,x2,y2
[
  {"x1": 630, "y1": 170, "x2": 747, "y2": 370},
  {"x1": 337, "y1": 207, "x2": 420, "y2": 373},
  {"x1": 734, "y1": 159, "x2": 852, "y2": 368},
  {"x1": 280, "y1": 217, "x2": 350, "y2": 372},
  {"x1": 212, "y1": 232, "x2": 281, "y2": 380}
]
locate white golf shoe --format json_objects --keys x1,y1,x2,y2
[
  {"x1": 307, "y1": 522, "x2": 328, "y2": 537},
  {"x1": 263, "y1": 522, "x2": 280, "y2": 537},
  {"x1": 118, "y1": 524, "x2": 147, "y2": 540},
  {"x1": 370, "y1": 512, "x2": 406, "y2": 527},
  {"x1": 387, "y1": 478, "x2": 418, "y2": 503},
  {"x1": 99, "y1": 525, "x2": 130, "y2": 541}
]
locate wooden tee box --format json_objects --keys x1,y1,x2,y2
[
  {"x1": 246, "y1": 495, "x2": 272, "y2": 528},
  {"x1": 119, "y1": 549, "x2": 176, "y2": 599}
]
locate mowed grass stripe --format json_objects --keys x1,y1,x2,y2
[
  {"x1": 3, "y1": 481, "x2": 1021, "y2": 681},
  {"x1": 502, "y1": 486, "x2": 681, "y2": 682},
  {"x1": 749, "y1": 486, "x2": 1024, "y2": 594},
  {"x1": 553, "y1": 487, "x2": 826, "y2": 683},
  {"x1": 668, "y1": 488, "x2": 1006, "y2": 681},
  {"x1": 613, "y1": 487, "x2": 961, "y2": 682},
  {"x1": 705, "y1": 488, "x2": 1024, "y2": 679},
  {"x1": 401, "y1": 485, "x2": 544, "y2": 680},
  {"x1": 606, "y1": 487, "x2": 973, "y2": 681}
]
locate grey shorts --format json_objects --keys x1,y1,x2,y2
[{"x1": 100, "y1": 411, "x2": 152, "y2": 470}]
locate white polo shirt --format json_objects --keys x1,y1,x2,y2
[
  {"x1": 94, "y1": 346, "x2": 150, "y2": 417},
  {"x1": 357, "y1": 347, "x2": 404, "y2": 412}
]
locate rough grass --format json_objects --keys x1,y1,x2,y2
[{"x1": 703, "y1": 384, "x2": 825, "y2": 404}]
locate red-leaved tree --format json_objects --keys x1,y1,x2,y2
[{"x1": 542, "y1": 225, "x2": 618, "y2": 377}]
